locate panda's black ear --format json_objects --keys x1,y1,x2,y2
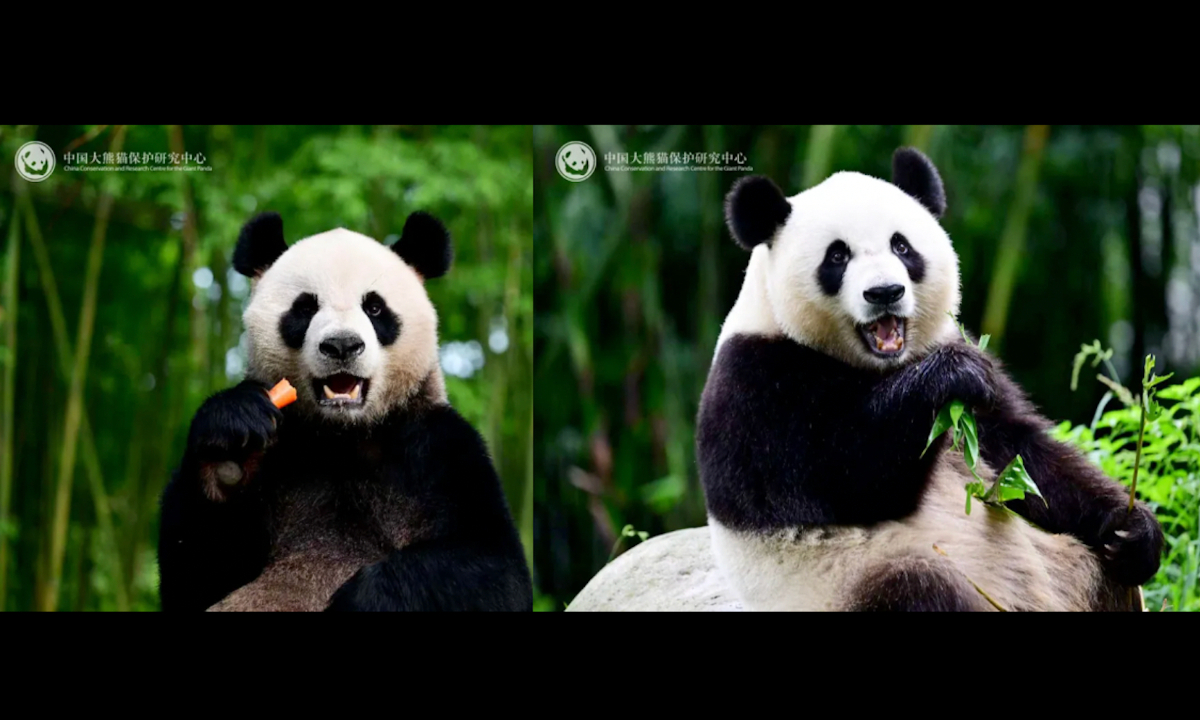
[
  {"x1": 391, "y1": 211, "x2": 452, "y2": 280},
  {"x1": 724, "y1": 175, "x2": 791, "y2": 250},
  {"x1": 233, "y1": 212, "x2": 288, "y2": 278},
  {"x1": 892, "y1": 147, "x2": 946, "y2": 219}
]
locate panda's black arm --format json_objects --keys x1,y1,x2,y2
[
  {"x1": 158, "y1": 461, "x2": 270, "y2": 612},
  {"x1": 973, "y1": 359, "x2": 1163, "y2": 587},
  {"x1": 326, "y1": 406, "x2": 532, "y2": 611},
  {"x1": 698, "y1": 335, "x2": 992, "y2": 531},
  {"x1": 157, "y1": 381, "x2": 276, "y2": 611}
]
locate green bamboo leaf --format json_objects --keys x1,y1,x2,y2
[
  {"x1": 964, "y1": 481, "x2": 988, "y2": 515},
  {"x1": 994, "y1": 455, "x2": 1046, "y2": 507},
  {"x1": 978, "y1": 335, "x2": 990, "y2": 351},
  {"x1": 961, "y1": 410, "x2": 980, "y2": 471},
  {"x1": 1145, "y1": 396, "x2": 1163, "y2": 421},
  {"x1": 922, "y1": 404, "x2": 956, "y2": 458},
  {"x1": 950, "y1": 399, "x2": 965, "y2": 427},
  {"x1": 1156, "y1": 377, "x2": 1200, "y2": 400},
  {"x1": 1146, "y1": 372, "x2": 1174, "y2": 389}
]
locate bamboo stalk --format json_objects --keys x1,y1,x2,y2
[
  {"x1": 905, "y1": 125, "x2": 936, "y2": 153},
  {"x1": 124, "y1": 124, "x2": 200, "y2": 598},
  {"x1": 21, "y1": 192, "x2": 128, "y2": 610},
  {"x1": 39, "y1": 125, "x2": 126, "y2": 611},
  {"x1": 0, "y1": 181, "x2": 22, "y2": 609},
  {"x1": 981, "y1": 125, "x2": 1050, "y2": 347},
  {"x1": 801, "y1": 125, "x2": 839, "y2": 189}
]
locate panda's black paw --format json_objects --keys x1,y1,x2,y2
[
  {"x1": 923, "y1": 344, "x2": 995, "y2": 412},
  {"x1": 187, "y1": 380, "x2": 282, "y2": 500},
  {"x1": 1098, "y1": 502, "x2": 1163, "y2": 587}
]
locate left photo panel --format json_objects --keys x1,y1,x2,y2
[{"x1": 0, "y1": 125, "x2": 533, "y2": 611}]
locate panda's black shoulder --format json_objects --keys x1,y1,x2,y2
[
  {"x1": 705, "y1": 333, "x2": 852, "y2": 399},
  {"x1": 411, "y1": 403, "x2": 492, "y2": 460},
  {"x1": 377, "y1": 403, "x2": 503, "y2": 494}
]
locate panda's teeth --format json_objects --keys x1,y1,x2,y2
[
  {"x1": 897, "y1": 336, "x2": 904, "y2": 347},
  {"x1": 323, "y1": 385, "x2": 336, "y2": 400},
  {"x1": 349, "y1": 383, "x2": 361, "y2": 401},
  {"x1": 876, "y1": 338, "x2": 884, "y2": 350}
]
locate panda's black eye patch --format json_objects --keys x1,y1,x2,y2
[
  {"x1": 817, "y1": 240, "x2": 851, "y2": 297},
  {"x1": 362, "y1": 291, "x2": 401, "y2": 346},
  {"x1": 280, "y1": 292, "x2": 319, "y2": 350},
  {"x1": 891, "y1": 232, "x2": 926, "y2": 283}
]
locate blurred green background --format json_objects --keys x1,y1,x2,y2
[
  {"x1": 0, "y1": 124, "x2": 532, "y2": 611},
  {"x1": 533, "y1": 125, "x2": 1200, "y2": 611}
]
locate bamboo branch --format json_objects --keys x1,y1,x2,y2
[
  {"x1": 905, "y1": 125, "x2": 936, "y2": 153},
  {"x1": 122, "y1": 124, "x2": 201, "y2": 598},
  {"x1": 981, "y1": 125, "x2": 1050, "y2": 347},
  {"x1": 21, "y1": 192, "x2": 127, "y2": 610},
  {"x1": 0, "y1": 174, "x2": 23, "y2": 609},
  {"x1": 39, "y1": 125, "x2": 126, "y2": 611},
  {"x1": 802, "y1": 125, "x2": 839, "y2": 190}
]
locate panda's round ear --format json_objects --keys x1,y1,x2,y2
[
  {"x1": 724, "y1": 175, "x2": 792, "y2": 250},
  {"x1": 391, "y1": 211, "x2": 452, "y2": 280},
  {"x1": 892, "y1": 147, "x2": 946, "y2": 219},
  {"x1": 233, "y1": 212, "x2": 288, "y2": 278}
]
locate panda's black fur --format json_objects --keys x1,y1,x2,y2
[
  {"x1": 698, "y1": 147, "x2": 1163, "y2": 611},
  {"x1": 158, "y1": 211, "x2": 531, "y2": 611}
]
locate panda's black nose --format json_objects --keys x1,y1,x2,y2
[
  {"x1": 319, "y1": 333, "x2": 365, "y2": 361},
  {"x1": 864, "y1": 284, "x2": 905, "y2": 305}
]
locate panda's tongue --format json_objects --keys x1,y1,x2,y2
[
  {"x1": 871, "y1": 316, "x2": 902, "y2": 352},
  {"x1": 325, "y1": 373, "x2": 359, "y2": 395}
]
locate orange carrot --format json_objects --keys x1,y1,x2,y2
[{"x1": 268, "y1": 378, "x2": 297, "y2": 409}]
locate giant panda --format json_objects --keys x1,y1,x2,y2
[
  {"x1": 158, "y1": 210, "x2": 532, "y2": 611},
  {"x1": 697, "y1": 147, "x2": 1164, "y2": 611}
]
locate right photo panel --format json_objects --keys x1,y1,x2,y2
[{"x1": 534, "y1": 124, "x2": 1200, "y2": 612}]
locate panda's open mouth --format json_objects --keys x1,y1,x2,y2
[
  {"x1": 314, "y1": 373, "x2": 369, "y2": 407},
  {"x1": 858, "y1": 315, "x2": 906, "y2": 357}
]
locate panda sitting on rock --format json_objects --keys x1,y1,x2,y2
[
  {"x1": 569, "y1": 148, "x2": 1162, "y2": 612},
  {"x1": 158, "y1": 211, "x2": 532, "y2": 611}
]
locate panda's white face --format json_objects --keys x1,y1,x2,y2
[
  {"x1": 719, "y1": 168, "x2": 962, "y2": 371},
  {"x1": 242, "y1": 229, "x2": 443, "y2": 425},
  {"x1": 767, "y1": 172, "x2": 961, "y2": 370}
]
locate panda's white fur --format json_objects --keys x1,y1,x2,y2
[
  {"x1": 706, "y1": 165, "x2": 1115, "y2": 612},
  {"x1": 243, "y1": 228, "x2": 446, "y2": 425},
  {"x1": 709, "y1": 455, "x2": 1110, "y2": 612}
]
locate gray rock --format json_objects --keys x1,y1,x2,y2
[{"x1": 566, "y1": 527, "x2": 742, "y2": 611}]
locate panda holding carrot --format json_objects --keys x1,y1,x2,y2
[{"x1": 157, "y1": 211, "x2": 532, "y2": 612}]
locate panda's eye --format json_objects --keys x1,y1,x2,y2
[
  {"x1": 827, "y1": 241, "x2": 850, "y2": 265},
  {"x1": 292, "y1": 293, "x2": 319, "y2": 314},
  {"x1": 892, "y1": 234, "x2": 910, "y2": 256},
  {"x1": 363, "y1": 293, "x2": 387, "y2": 318}
]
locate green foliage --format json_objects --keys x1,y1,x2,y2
[
  {"x1": 1056, "y1": 344, "x2": 1198, "y2": 611},
  {"x1": 927, "y1": 314, "x2": 1045, "y2": 514},
  {"x1": 606, "y1": 524, "x2": 650, "y2": 564}
]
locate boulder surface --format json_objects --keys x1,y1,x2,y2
[{"x1": 566, "y1": 527, "x2": 742, "y2": 611}]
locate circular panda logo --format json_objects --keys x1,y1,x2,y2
[
  {"x1": 555, "y1": 141, "x2": 596, "y2": 182},
  {"x1": 15, "y1": 142, "x2": 56, "y2": 183}
]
